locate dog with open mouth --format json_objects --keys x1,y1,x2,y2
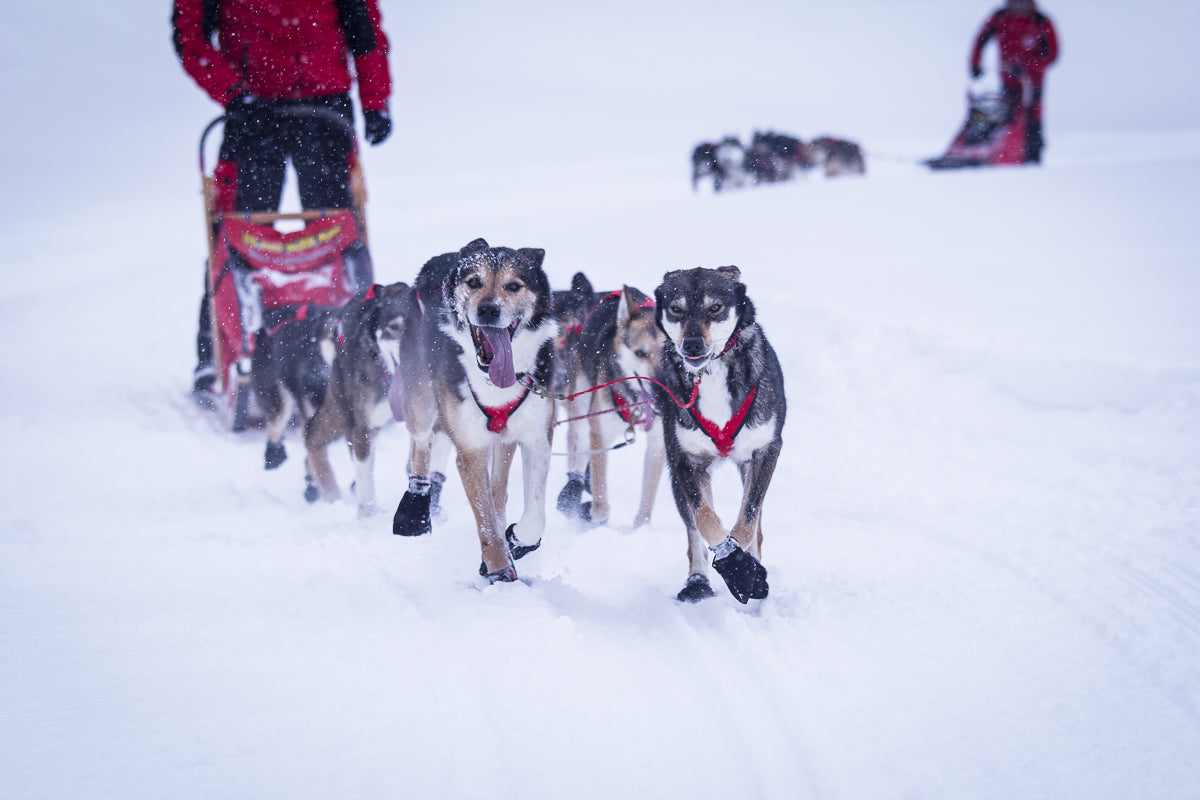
[
  {"x1": 653, "y1": 266, "x2": 786, "y2": 603},
  {"x1": 392, "y1": 238, "x2": 557, "y2": 583}
]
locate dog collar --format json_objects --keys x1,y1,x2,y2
[
  {"x1": 470, "y1": 382, "x2": 532, "y2": 433},
  {"x1": 688, "y1": 383, "x2": 758, "y2": 457}
]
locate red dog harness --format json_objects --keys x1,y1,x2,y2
[
  {"x1": 471, "y1": 382, "x2": 532, "y2": 433},
  {"x1": 688, "y1": 383, "x2": 758, "y2": 457}
]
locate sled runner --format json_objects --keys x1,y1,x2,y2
[
  {"x1": 925, "y1": 82, "x2": 1031, "y2": 170},
  {"x1": 198, "y1": 113, "x2": 370, "y2": 430}
]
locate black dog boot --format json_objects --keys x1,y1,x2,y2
[
  {"x1": 303, "y1": 474, "x2": 320, "y2": 504},
  {"x1": 505, "y1": 524, "x2": 541, "y2": 561},
  {"x1": 478, "y1": 525, "x2": 541, "y2": 577},
  {"x1": 429, "y1": 471, "x2": 447, "y2": 521},
  {"x1": 393, "y1": 475, "x2": 433, "y2": 536},
  {"x1": 263, "y1": 440, "x2": 287, "y2": 470},
  {"x1": 676, "y1": 573, "x2": 717, "y2": 603},
  {"x1": 556, "y1": 471, "x2": 587, "y2": 518},
  {"x1": 710, "y1": 536, "x2": 769, "y2": 604}
]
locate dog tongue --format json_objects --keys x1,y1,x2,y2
[{"x1": 480, "y1": 325, "x2": 516, "y2": 388}]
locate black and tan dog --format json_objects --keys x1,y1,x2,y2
[
  {"x1": 302, "y1": 282, "x2": 425, "y2": 518},
  {"x1": 392, "y1": 238, "x2": 558, "y2": 583},
  {"x1": 653, "y1": 267, "x2": 785, "y2": 603},
  {"x1": 550, "y1": 271, "x2": 600, "y2": 497},
  {"x1": 251, "y1": 303, "x2": 341, "y2": 500},
  {"x1": 557, "y1": 286, "x2": 666, "y2": 528}
]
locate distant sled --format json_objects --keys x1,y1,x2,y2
[{"x1": 925, "y1": 88, "x2": 1030, "y2": 170}]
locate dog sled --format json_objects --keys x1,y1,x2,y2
[
  {"x1": 925, "y1": 82, "x2": 1031, "y2": 170},
  {"x1": 198, "y1": 112, "x2": 370, "y2": 430}
]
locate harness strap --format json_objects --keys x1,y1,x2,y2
[
  {"x1": 688, "y1": 383, "x2": 758, "y2": 457},
  {"x1": 470, "y1": 383, "x2": 532, "y2": 433}
]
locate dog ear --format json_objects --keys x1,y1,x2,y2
[
  {"x1": 461, "y1": 238, "x2": 490, "y2": 255},
  {"x1": 570, "y1": 271, "x2": 593, "y2": 298},
  {"x1": 620, "y1": 285, "x2": 644, "y2": 322},
  {"x1": 735, "y1": 280, "x2": 755, "y2": 328},
  {"x1": 518, "y1": 248, "x2": 545, "y2": 270},
  {"x1": 717, "y1": 265, "x2": 742, "y2": 282}
]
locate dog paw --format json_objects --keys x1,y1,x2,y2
[
  {"x1": 711, "y1": 543, "x2": 769, "y2": 604},
  {"x1": 505, "y1": 524, "x2": 541, "y2": 561},
  {"x1": 676, "y1": 574, "x2": 717, "y2": 603},
  {"x1": 480, "y1": 563, "x2": 519, "y2": 583},
  {"x1": 303, "y1": 477, "x2": 320, "y2": 504},
  {"x1": 263, "y1": 440, "x2": 287, "y2": 470},
  {"x1": 556, "y1": 475, "x2": 587, "y2": 518},
  {"x1": 393, "y1": 490, "x2": 432, "y2": 536}
]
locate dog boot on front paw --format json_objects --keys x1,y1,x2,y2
[
  {"x1": 710, "y1": 536, "x2": 769, "y2": 604},
  {"x1": 676, "y1": 573, "x2": 717, "y2": 603},
  {"x1": 263, "y1": 440, "x2": 287, "y2": 470},
  {"x1": 429, "y1": 471, "x2": 448, "y2": 521},
  {"x1": 479, "y1": 562, "x2": 519, "y2": 583},
  {"x1": 556, "y1": 471, "x2": 587, "y2": 518},
  {"x1": 393, "y1": 476, "x2": 433, "y2": 536},
  {"x1": 303, "y1": 475, "x2": 320, "y2": 504},
  {"x1": 505, "y1": 524, "x2": 541, "y2": 561}
]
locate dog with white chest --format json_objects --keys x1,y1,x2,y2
[
  {"x1": 392, "y1": 238, "x2": 558, "y2": 583},
  {"x1": 653, "y1": 266, "x2": 786, "y2": 603}
]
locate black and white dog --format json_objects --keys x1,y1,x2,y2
[
  {"x1": 653, "y1": 267, "x2": 785, "y2": 603},
  {"x1": 392, "y1": 238, "x2": 558, "y2": 583}
]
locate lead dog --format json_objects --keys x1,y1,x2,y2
[
  {"x1": 653, "y1": 267, "x2": 785, "y2": 603},
  {"x1": 392, "y1": 238, "x2": 557, "y2": 583},
  {"x1": 303, "y1": 282, "x2": 424, "y2": 517},
  {"x1": 558, "y1": 286, "x2": 666, "y2": 528}
]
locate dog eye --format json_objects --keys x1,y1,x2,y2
[
  {"x1": 634, "y1": 349, "x2": 650, "y2": 359},
  {"x1": 708, "y1": 302, "x2": 724, "y2": 315},
  {"x1": 465, "y1": 275, "x2": 483, "y2": 290},
  {"x1": 504, "y1": 281, "x2": 524, "y2": 293},
  {"x1": 667, "y1": 303, "x2": 684, "y2": 318}
]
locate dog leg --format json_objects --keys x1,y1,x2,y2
[
  {"x1": 632, "y1": 423, "x2": 665, "y2": 528},
  {"x1": 303, "y1": 394, "x2": 347, "y2": 503},
  {"x1": 349, "y1": 426, "x2": 380, "y2": 518},
  {"x1": 263, "y1": 383, "x2": 296, "y2": 470},
  {"x1": 731, "y1": 440, "x2": 781, "y2": 558},
  {"x1": 394, "y1": 369, "x2": 437, "y2": 536},
  {"x1": 457, "y1": 445, "x2": 510, "y2": 574},
  {"x1": 511, "y1": 431, "x2": 551, "y2": 551},
  {"x1": 586, "y1": 415, "x2": 610, "y2": 526},
  {"x1": 490, "y1": 440, "x2": 517, "y2": 526}
]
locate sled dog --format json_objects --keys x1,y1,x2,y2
[
  {"x1": 557, "y1": 286, "x2": 666, "y2": 529},
  {"x1": 392, "y1": 238, "x2": 557, "y2": 583},
  {"x1": 251, "y1": 303, "x2": 341, "y2": 492},
  {"x1": 807, "y1": 136, "x2": 866, "y2": 177},
  {"x1": 653, "y1": 266, "x2": 785, "y2": 603},
  {"x1": 550, "y1": 271, "x2": 601, "y2": 507},
  {"x1": 303, "y1": 282, "x2": 424, "y2": 517}
]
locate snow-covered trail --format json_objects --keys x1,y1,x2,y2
[{"x1": 5, "y1": 0, "x2": 1200, "y2": 795}]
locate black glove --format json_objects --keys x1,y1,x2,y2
[
  {"x1": 364, "y1": 109, "x2": 392, "y2": 145},
  {"x1": 970, "y1": 65, "x2": 983, "y2": 79},
  {"x1": 710, "y1": 537, "x2": 769, "y2": 603}
]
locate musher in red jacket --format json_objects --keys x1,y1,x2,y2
[
  {"x1": 172, "y1": 0, "x2": 393, "y2": 393},
  {"x1": 969, "y1": 0, "x2": 1059, "y2": 163}
]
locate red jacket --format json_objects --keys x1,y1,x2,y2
[
  {"x1": 970, "y1": 6, "x2": 1058, "y2": 82},
  {"x1": 172, "y1": 0, "x2": 391, "y2": 111}
]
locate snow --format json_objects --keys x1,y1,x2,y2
[{"x1": 3, "y1": 1, "x2": 1200, "y2": 798}]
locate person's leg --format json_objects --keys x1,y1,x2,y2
[
  {"x1": 1025, "y1": 83, "x2": 1045, "y2": 163},
  {"x1": 289, "y1": 96, "x2": 355, "y2": 210}
]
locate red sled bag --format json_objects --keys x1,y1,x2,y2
[{"x1": 207, "y1": 211, "x2": 367, "y2": 430}]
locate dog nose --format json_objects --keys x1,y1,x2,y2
[
  {"x1": 681, "y1": 335, "x2": 708, "y2": 359},
  {"x1": 476, "y1": 302, "x2": 501, "y2": 326}
]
